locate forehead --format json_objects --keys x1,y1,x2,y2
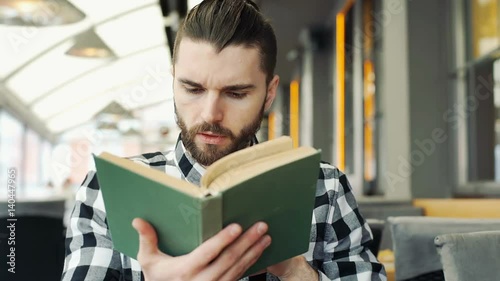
[{"x1": 174, "y1": 38, "x2": 265, "y2": 84}]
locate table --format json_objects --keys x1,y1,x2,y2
[{"x1": 0, "y1": 191, "x2": 66, "y2": 219}]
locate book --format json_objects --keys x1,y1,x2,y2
[{"x1": 93, "y1": 136, "x2": 321, "y2": 276}]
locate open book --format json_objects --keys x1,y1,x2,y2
[{"x1": 93, "y1": 136, "x2": 320, "y2": 276}]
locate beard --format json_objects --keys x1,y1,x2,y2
[{"x1": 175, "y1": 103, "x2": 265, "y2": 166}]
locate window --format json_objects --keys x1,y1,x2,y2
[
  {"x1": 335, "y1": 0, "x2": 381, "y2": 195},
  {"x1": 41, "y1": 140, "x2": 53, "y2": 187},
  {"x1": 24, "y1": 129, "x2": 41, "y2": 190},
  {"x1": 0, "y1": 111, "x2": 24, "y2": 194},
  {"x1": 465, "y1": 58, "x2": 500, "y2": 182},
  {"x1": 471, "y1": 0, "x2": 499, "y2": 59},
  {"x1": 455, "y1": 0, "x2": 500, "y2": 190}
]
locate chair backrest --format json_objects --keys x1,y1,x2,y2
[
  {"x1": 359, "y1": 203, "x2": 424, "y2": 251},
  {"x1": 0, "y1": 198, "x2": 65, "y2": 218},
  {"x1": 366, "y1": 219, "x2": 385, "y2": 257},
  {"x1": 387, "y1": 216, "x2": 500, "y2": 281},
  {"x1": 0, "y1": 216, "x2": 65, "y2": 281},
  {"x1": 435, "y1": 231, "x2": 500, "y2": 281},
  {"x1": 413, "y1": 199, "x2": 500, "y2": 218}
]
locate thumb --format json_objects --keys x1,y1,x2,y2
[{"x1": 132, "y1": 218, "x2": 165, "y2": 261}]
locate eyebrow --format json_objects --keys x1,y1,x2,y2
[{"x1": 178, "y1": 78, "x2": 256, "y2": 92}]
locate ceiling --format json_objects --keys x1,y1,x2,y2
[{"x1": 0, "y1": 0, "x2": 335, "y2": 142}]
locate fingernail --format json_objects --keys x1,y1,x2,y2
[
  {"x1": 261, "y1": 236, "x2": 271, "y2": 247},
  {"x1": 131, "y1": 220, "x2": 141, "y2": 234},
  {"x1": 257, "y1": 222, "x2": 267, "y2": 235},
  {"x1": 230, "y1": 224, "x2": 241, "y2": 236}
]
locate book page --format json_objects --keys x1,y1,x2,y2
[
  {"x1": 201, "y1": 136, "x2": 294, "y2": 188},
  {"x1": 207, "y1": 146, "x2": 318, "y2": 193}
]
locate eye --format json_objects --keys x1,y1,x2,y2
[
  {"x1": 185, "y1": 87, "x2": 204, "y2": 94},
  {"x1": 227, "y1": 92, "x2": 247, "y2": 99}
]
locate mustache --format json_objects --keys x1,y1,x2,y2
[{"x1": 191, "y1": 122, "x2": 234, "y2": 138}]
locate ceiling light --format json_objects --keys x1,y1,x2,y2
[
  {"x1": 95, "y1": 101, "x2": 142, "y2": 135},
  {"x1": 0, "y1": 0, "x2": 86, "y2": 26},
  {"x1": 94, "y1": 101, "x2": 133, "y2": 129},
  {"x1": 95, "y1": 101, "x2": 133, "y2": 119},
  {"x1": 65, "y1": 29, "x2": 116, "y2": 58}
]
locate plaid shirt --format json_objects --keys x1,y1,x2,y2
[{"x1": 61, "y1": 135, "x2": 386, "y2": 281}]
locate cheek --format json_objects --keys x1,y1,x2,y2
[
  {"x1": 224, "y1": 100, "x2": 262, "y2": 127},
  {"x1": 174, "y1": 96, "x2": 197, "y2": 125}
]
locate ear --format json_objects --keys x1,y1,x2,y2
[{"x1": 264, "y1": 75, "x2": 280, "y2": 111}]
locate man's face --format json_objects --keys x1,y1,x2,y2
[{"x1": 173, "y1": 38, "x2": 279, "y2": 166}]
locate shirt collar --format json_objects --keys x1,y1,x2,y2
[{"x1": 173, "y1": 134, "x2": 259, "y2": 186}]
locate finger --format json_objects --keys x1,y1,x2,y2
[
  {"x1": 219, "y1": 235, "x2": 272, "y2": 281},
  {"x1": 132, "y1": 218, "x2": 167, "y2": 263},
  {"x1": 201, "y1": 222, "x2": 269, "y2": 280},
  {"x1": 189, "y1": 223, "x2": 242, "y2": 267}
]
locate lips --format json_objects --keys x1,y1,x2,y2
[{"x1": 197, "y1": 132, "x2": 227, "y2": 145}]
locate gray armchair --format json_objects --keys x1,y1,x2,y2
[
  {"x1": 387, "y1": 216, "x2": 500, "y2": 281},
  {"x1": 435, "y1": 230, "x2": 500, "y2": 281}
]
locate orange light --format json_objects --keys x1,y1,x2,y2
[
  {"x1": 268, "y1": 111, "x2": 276, "y2": 140},
  {"x1": 364, "y1": 60, "x2": 375, "y2": 181},
  {"x1": 290, "y1": 80, "x2": 300, "y2": 148},
  {"x1": 336, "y1": 0, "x2": 354, "y2": 171}
]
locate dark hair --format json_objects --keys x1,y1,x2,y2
[{"x1": 172, "y1": 0, "x2": 277, "y2": 84}]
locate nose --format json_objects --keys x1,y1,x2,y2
[{"x1": 201, "y1": 92, "x2": 224, "y2": 124}]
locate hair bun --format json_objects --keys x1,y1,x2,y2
[{"x1": 245, "y1": 0, "x2": 260, "y2": 11}]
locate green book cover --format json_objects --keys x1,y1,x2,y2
[{"x1": 93, "y1": 136, "x2": 320, "y2": 276}]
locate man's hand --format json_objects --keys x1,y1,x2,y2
[
  {"x1": 132, "y1": 218, "x2": 271, "y2": 281},
  {"x1": 267, "y1": 256, "x2": 319, "y2": 281}
]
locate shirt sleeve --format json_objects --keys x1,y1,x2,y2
[
  {"x1": 61, "y1": 171, "x2": 143, "y2": 281},
  {"x1": 304, "y1": 163, "x2": 387, "y2": 281}
]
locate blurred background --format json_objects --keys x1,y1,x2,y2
[{"x1": 1, "y1": 0, "x2": 500, "y2": 280}]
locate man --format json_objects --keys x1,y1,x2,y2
[{"x1": 61, "y1": 0, "x2": 386, "y2": 280}]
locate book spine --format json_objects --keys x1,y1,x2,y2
[{"x1": 200, "y1": 193, "x2": 223, "y2": 243}]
